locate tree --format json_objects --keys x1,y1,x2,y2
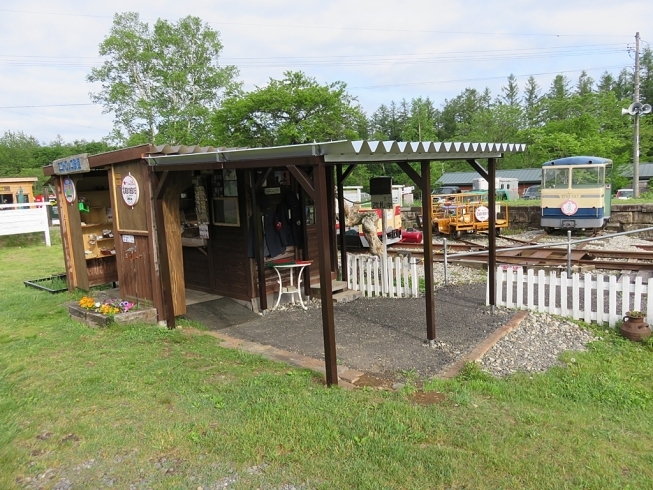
[
  {"x1": 212, "y1": 71, "x2": 367, "y2": 147},
  {"x1": 87, "y1": 12, "x2": 239, "y2": 145},
  {"x1": 523, "y1": 76, "x2": 542, "y2": 128},
  {"x1": 500, "y1": 74, "x2": 520, "y2": 106}
]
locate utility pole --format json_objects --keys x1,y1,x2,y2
[{"x1": 633, "y1": 32, "x2": 641, "y2": 198}]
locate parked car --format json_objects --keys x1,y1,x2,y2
[
  {"x1": 616, "y1": 188, "x2": 634, "y2": 199},
  {"x1": 522, "y1": 185, "x2": 541, "y2": 200},
  {"x1": 431, "y1": 186, "x2": 461, "y2": 202}
]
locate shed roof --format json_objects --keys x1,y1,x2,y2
[
  {"x1": 438, "y1": 168, "x2": 541, "y2": 186},
  {"x1": 144, "y1": 140, "x2": 526, "y2": 166},
  {"x1": 0, "y1": 177, "x2": 39, "y2": 183},
  {"x1": 621, "y1": 163, "x2": 653, "y2": 179}
]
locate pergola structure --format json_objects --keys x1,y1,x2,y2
[{"x1": 146, "y1": 140, "x2": 526, "y2": 386}]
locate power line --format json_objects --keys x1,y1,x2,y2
[
  {"x1": 350, "y1": 65, "x2": 631, "y2": 90},
  {"x1": 0, "y1": 7, "x2": 636, "y2": 38},
  {"x1": 0, "y1": 103, "x2": 93, "y2": 109}
]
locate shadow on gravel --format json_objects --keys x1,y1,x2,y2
[{"x1": 216, "y1": 283, "x2": 512, "y2": 380}]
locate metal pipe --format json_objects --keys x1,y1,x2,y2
[
  {"x1": 443, "y1": 238, "x2": 448, "y2": 286},
  {"x1": 567, "y1": 230, "x2": 572, "y2": 276},
  {"x1": 446, "y1": 225, "x2": 653, "y2": 260}
]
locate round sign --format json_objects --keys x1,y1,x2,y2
[
  {"x1": 62, "y1": 177, "x2": 76, "y2": 204},
  {"x1": 121, "y1": 173, "x2": 140, "y2": 207},
  {"x1": 560, "y1": 199, "x2": 578, "y2": 216},
  {"x1": 475, "y1": 205, "x2": 489, "y2": 222}
]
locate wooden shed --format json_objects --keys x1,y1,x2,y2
[
  {"x1": 44, "y1": 140, "x2": 526, "y2": 386},
  {"x1": 0, "y1": 177, "x2": 38, "y2": 204}
]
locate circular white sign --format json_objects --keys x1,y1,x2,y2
[
  {"x1": 475, "y1": 205, "x2": 489, "y2": 222},
  {"x1": 63, "y1": 177, "x2": 76, "y2": 204},
  {"x1": 560, "y1": 199, "x2": 578, "y2": 216},
  {"x1": 121, "y1": 174, "x2": 140, "y2": 207}
]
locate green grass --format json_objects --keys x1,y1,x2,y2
[{"x1": 2, "y1": 235, "x2": 653, "y2": 489}]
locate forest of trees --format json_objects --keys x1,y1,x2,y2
[{"x1": 1, "y1": 13, "x2": 652, "y2": 193}]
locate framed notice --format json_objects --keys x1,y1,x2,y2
[{"x1": 212, "y1": 197, "x2": 240, "y2": 226}]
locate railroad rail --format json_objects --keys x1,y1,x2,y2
[{"x1": 380, "y1": 239, "x2": 653, "y2": 274}]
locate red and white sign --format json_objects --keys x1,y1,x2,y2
[
  {"x1": 475, "y1": 205, "x2": 490, "y2": 222},
  {"x1": 121, "y1": 173, "x2": 140, "y2": 207},
  {"x1": 560, "y1": 199, "x2": 578, "y2": 216}
]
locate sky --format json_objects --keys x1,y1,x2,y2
[{"x1": 0, "y1": 0, "x2": 651, "y2": 144}]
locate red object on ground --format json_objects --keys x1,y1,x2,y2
[{"x1": 400, "y1": 230, "x2": 423, "y2": 243}]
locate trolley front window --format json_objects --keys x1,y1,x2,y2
[
  {"x1": 571, "y1": 167, "x2": 603, "y2": 188},
  {"x1": 543, "y1": 168, "x2": 569, "y2": 189}
]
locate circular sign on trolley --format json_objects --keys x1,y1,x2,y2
[
  {"x1": 560, "y1": 199, "x2": 578, "y2": 216},
  {"x1": 121, "y1": 173, "x2": 140, "y2": 207},
  {"x1": 62, "y1": 177, "x2": 76, "y2": 204},
  {"x1": 475, "y1": 205, "x2": 490, "y2": 222}
]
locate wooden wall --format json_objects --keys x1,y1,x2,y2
[
  {"x1": 210, "y1": 225, "x2": 250, "y2": 301},
  {"x1": 183, "y1": 247, "x2": 212, "y2": 292}
]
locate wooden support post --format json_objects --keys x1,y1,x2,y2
[
  {"x1": 153, "y1": 171, "x2": 176, "y2": 329},
  {"x1": 251, "y1": 170, "x2": 269, "y2": 311},
  {"x1": 336, "y1": 166, "x2": 347, "y2": 282},
  {"x1": 421, "y1": 161, "x2": 436, "y2": 341},
  {"x1": 488, "y1": 158, "x2": 497, "y2": 308},
  {"x1": 313, "y1": 157, "x2": 338, "y2": 386}
]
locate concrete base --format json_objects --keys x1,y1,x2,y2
[{"x1": 68, "y1": 302, "x2": 158, "y2": 328}]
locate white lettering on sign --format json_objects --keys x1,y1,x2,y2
[
  {"x1": 475, "y1": 205, "x2": 489, "y2": 222},
  {"x1": 371, "y1": 194, "x2": 393, "y2": 209},
  {"x1": 122, "y1": 235, "x2": 135, "y2": 243},
  {"x1": 121, "y1": 173, "x2": 140, "y2": 207},
  {"x1": 53, "y1": 154, "x2": 90, "y2": 175}
]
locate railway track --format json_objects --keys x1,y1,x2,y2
[{"x1": 379, "y1": 237, "x2": 653, "y2": 275}]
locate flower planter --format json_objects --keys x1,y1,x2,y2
[
  {"x1": 67, "y1": 302, "x2": 157, "y2": 328},
  {"x1": 620, "y1": 315, "x2": 651, "y2": 342}
]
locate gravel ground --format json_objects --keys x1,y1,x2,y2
[
  {"x1": 478, "y1": 312, "x2": 598, "y2": 377},
  {"x1": 250, "y1": 230, "x2": 651, "y2": 376}
]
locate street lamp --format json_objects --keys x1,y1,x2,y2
[{"x1": 622, "y1": 101, "x2": 652, "y2": 197}]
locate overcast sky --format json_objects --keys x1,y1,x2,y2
[{"x1": 0, "y1": 0, "x2": 650, "y2": 144}]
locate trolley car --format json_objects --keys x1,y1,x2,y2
[
  {"x1": 430, "y1": 192, "x2": 509, "y2": 239},
  {"x1": 540, "y1": 156, "x2": 612, "y2": 231}
]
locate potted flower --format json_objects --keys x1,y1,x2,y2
[{"x1": 620, "y1": 310, "x2": 651, "y2": 342}]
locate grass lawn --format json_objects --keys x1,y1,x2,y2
[{"x1": 2, "y1": 232, "x2": 653, "y2": 489}]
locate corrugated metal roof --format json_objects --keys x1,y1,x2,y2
[
  {"x1": 621, "y1": 163, "x2": 653, "y2": 179},
  {"x1": 439, "y1": 168, "x2": 541, "y2": 186},
  {"x1": 144, "y1": 140, "x2": 526, "y2": 166}
]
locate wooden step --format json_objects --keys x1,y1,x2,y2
[
  {"x1": 332, "y1": 289, "x2": 362, "y2": 304},
  {"x1": 310, "y1": 279, "x2": 348, "y2": 295}
]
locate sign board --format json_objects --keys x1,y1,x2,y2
[
  {"x1": 121, "y1": 173, "x2": 140, "y2": 207},
  {"x1": 62, "y1": 177, "x2": 76, "y2": 204},
  {"x1": 370, "y1": 176, "x2": 393, "y2": 210},
  {"x1": 475, "y1": 205, "x2": 490, "y2": 222},
  {"x1": 561, "y1": 199, "x2": 578, "y2": 216},
  {"x1": 122, "y1": 234, "x2": 135, "y2": 243},
  {"x1": 53, "y1": 154, "x2": 90, "y2": 175}
]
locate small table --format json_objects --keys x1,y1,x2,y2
[{"x1": 268, "y1": 260, "x2": 312, "y2": 310}]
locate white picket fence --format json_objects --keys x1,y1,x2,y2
[
  {"x1": 347, "y1": 254, "x2": 419, "y2": 298},
  {"x1": 491, "y1": 266, "x2": 653, "y2": 327},
  {"x1": 0, "y1": 202, "x2": 51, "y2": 246}
]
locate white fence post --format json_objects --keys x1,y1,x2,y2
[{"x1": 492, "y1": 266, "x2": 651, "y2": 328}]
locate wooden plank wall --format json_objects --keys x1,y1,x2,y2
[
  {"x1": 115, "y1": 234, "x2": 154, "y2": 304},
  {"x1": 87, "y1": 257, "x2": 118, "y2": 286},
  {"x1": 183, "y1": 247, "x2": 212, "y2": 292},
  {"x1": 211, "y1": 225, "x2": 250, "y2": 301},
  {"x1": 305, "y1": 225, "x2": 321, "y2": 284}
]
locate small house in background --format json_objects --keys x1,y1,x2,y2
[{"x1": 0, "y1": 177, "x2": 38, "y2": 204}]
